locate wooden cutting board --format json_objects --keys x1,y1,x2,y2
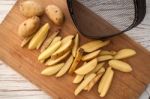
[{"x1": 0, "y1": 0, "x2": 150, "y2": 99}]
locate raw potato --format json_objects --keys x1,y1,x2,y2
[
  {"x1": 109, "y1": 60, "x2": 132, "y2": 72},
  {"x1": 46, "y1": 51, "x2": 70, "y2": 66},
  {"x1": 98, "y1": 67, "x2": 112, "y2": 94},
  {"x1": 21, "y1": 35, "x2": 33, "y2": 47},
  {"x1": 41, "y1": 63, "x2": 64, "y2": 76},
  {"x1": 56, "y1": 55, "x2": 74, "y2": 77},
  {"x1": 86, "y1": 69, "x2": 105, "y2": 91},
  {"x1": 38, "y1": 41, "x2": 61, "y2": 60},
  {"x1": 92, "y1": 62, "x2": 105, "y2": 73},
  {"x1": 68, "y1": 48, "x2": 84, "y2": 74},
  {"x1": 99, "y1": 68, "x2": 114, "y2": 97},
  {"x1": 75, "y1": 58, "x2": 98, "y2": 75},
  {"x1": 73, "y1": 75, "x2": 84, "y2": 84},
  {"x1": 80, "y1": 40, "x2": 110, "y2": 52},
  {"x1": 28, "y1": 23, "x2": 50, "y2": 49},
  {"x1": 72, "y1": 34, "x2": 79, "y2": 57},
  {"x1": 97, "y1": 67, "x2": 105, "y2": 74},
  {"x1": 49, "y1": 36, "x2": 62, "y2": 47},
  {"x1": 82, "y1": 50, "x2": 101, "y2": 61},
  {"x1": 51, "y1": 35, "x2": 74, "y2": 59},
  {"x1": 100, "y1": 50, "x2": 117, "y2": 56},
  {"x1": 40, "y1": 30, "x2": 60, "y2": 52},
  {"x1": 74, "y1": 73, "x2": 96, "y2": 96},
  {"x1": 19, "y1": 1, "x2": 44, "y2": 17},
  {"x1": 46, "y1": 5, "x2": 64, "y2": 25},
  {"x1": 98, "y1": 55, "x2": 113, "y2": 62},
  {"x1": 18, "y1": 16, "x2": 40, "y2": 37},
  {"x1": 114, "y1": 49, "x2": 136, "y2": 59}
]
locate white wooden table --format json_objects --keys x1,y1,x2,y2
[{"x1": 0, "y1": 0, "x2": 150, "y2": 99}]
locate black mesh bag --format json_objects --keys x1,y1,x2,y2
[{"x1": 67, "y1": 0, "x2": 146, "y2": 39}]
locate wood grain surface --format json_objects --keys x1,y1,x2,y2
[{"x1": 0, "y1": 0, "x2": 150, "y2": 99}]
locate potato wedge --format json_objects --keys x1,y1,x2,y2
[
  {"x1": 68, "y1": 48, "x2": 84, "y2": 74},
  {"x1": 39, "y1": 59, "x2": 45, "y2": 64},
  {"x1": 75, "y1": 58, "x2": 97, "y2": 75},
  {"x1": 41, "y1": 63, "x2": 64, "y2": 76},
  {"x1": 72, "y1": 34, "x2": 79, "y2": 57},
  {"x1": 86, "y1": 70, "x2": 105, "y2": 91},
  {"x1": 109, "y1": 60, "x2": 132, "y2": 72},
  {"x1": 73, "y1": 74, "x2": 84, "y2": 84},
  {"x1": 99, "y1": 68, "x2": 114, "y2": 97},
  {"x1": 46, "y1": 51, "x2": 70, "y2": 66},
  {"x1": 92, "y1": 62, "x2": 105, "y2": 73},
  {"x1": 51, "y1": 35, "x2": 74, "y2": 59},
  {"x1": 97, "y1": 67, "x2": 105, "y2": 74},
  {"x1": 38, "y1": 41, "x2": 61, "y2": 60},
  {"x1": 21, "y1": 35, "x2": 33, "y2": 47},
  {"x1": 100, "y1": 50, "x2": 117, "y2": 56},
  {"x1": 49, "y1": 36, "x2": 61, "y2": 47},
  {"x1": 98, "y1": 55, "x2": 113, "y2": 62},
  {"x1": 74, "y1": 73, "x2": 96, "y2": 96},
  {"x1": 40, "y1": 30, "x2": 60, "y2": 52},
  {"x1": 82, "y1": 50, "x2": 101, "y2": 61},
  {"x1": 28, "y1": 23, "x2": 50, "y2": 49},
  {"x1": 56, "y1": 55, "x2": 74, "y2": 77},
  {"x1": 114, "y1": 49, "x2": 136, "y2": 59},
  {"x1": 80, "y1": 40, "x2": 110, "y2": 53},
  {"x1": 98, "y1": 67, "x2": 112, "y2": 94}
]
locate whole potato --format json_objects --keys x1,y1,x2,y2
[
  {"x1": 18, "y1": 16, "x2": 40, "y2": 37},
  {"x1": 20, "y1": 0, "x2": 44, "y2": 17},
  {"x1": 45, "y1": 5, "x2": 65, "y2": 25}
]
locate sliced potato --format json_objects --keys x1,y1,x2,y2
[
  {"x1": 99, "y1": 68, "x2": 114, "y2": 97},
  {"x1": 114, "y1": 49, "x2": 136, "y2": 59},
  {"x1": 41, "y1": 63, "x2": 64, "y2": 76},
  {"x1": 28, "y1": 23, "x2": 50, "y2": 49},
  {"x1": 109, "y1": 60, "x2": 132, "y2": 72},
  {"x1": 97, "y1": 67, "x2": 105, "y2": 74},
  {"x1": 72, "y1": 34, "x2": 79, "y2": 57},
  {"x1": 38, "y1": 41, "x2": 61, "y2": 60},
  {"x1": 21, "y1": 35, "x2": 33, "y2": 47},
  {"x1": 86, "y1": 70, "x2": 105, "y2": 91},
  {"x1": 92, "y1": 62, "x2": 105, "y2": 73},
  {"x1": 56, "y1": 55, "x2": 74, "y2": 77},
  {"x1": 74, "y1": 73, "x2": 96, "y2": 96},
  {"x1": 98, "y1": 55, "x2": 113, "y2": 62},
  {"x1": 40, "y1": 30, "x2": 60, "y2": 52},
  {"x1": 75, "y1": 58, "x2": 97, "y2": 75},
  {"x1": 98, "y1": 67, "x2": 112, "y2": 94},
  {"x1": 73, "y1": 74, "x2": 84, "y2": 84},
  {"x1": 46, "y1": 51, "x2": 70, "y2": 66},
  {"x1": 82, "y1": 50, "x2": 101, "y2": 61},
  {"x1": 100, "y1": 50, "x2": 117, "y2": 56},
  {"x1": 51, "y1": 35, "x2": 74, "y2": 59},
  {"x1": 39, "y1": 59, "x2": 45, "y2": 64},
  {"x1": 49, "y1": 36, "x2": 61, "y2": 47},
  {"x1": 80, "y1": 40, "x2": 110, "y2": 53},
  {"x1": 68, "y1": 48, "x2": 84, "y2": 74}
]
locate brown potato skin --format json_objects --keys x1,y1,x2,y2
[
  {"x1": 18, "y1": 16, "x2": 40, "y2": 38},
  {"x1": 45, "y1": 5, "x2": 64, "y2": 25},
  {"x1": 19, "y1": 1, "x2": 44, "y2": 17}
]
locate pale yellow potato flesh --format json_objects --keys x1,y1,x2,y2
[
  {"x1": 68, "y1": 48, "x2": 84, "y2": 74},
  {"x1": 73, "y1": 74, "x2": 84, "y2": 84},
  {"x1": 38, "y1": 41, "x2": 61, "y2": 60},
  {"x1": 56, "y1": 55, "x2": 74, "y2": 77},
  {"x1": 98, "y1": 55, "x2": 113, "y2": 62},
  {"x1": 114, "y1": 49, "x2": 136, "y2": 59},
  {"x1": 49, "y1": 36, "x2": 61, "y2": 47},
  {"x1": 74, "y1": 73, "x2": 96, "y2": 96},
  {"x1": 82, "y1": 50, "x2": 101, "y2": 61},
  {"x1": 100, "y1": 50, "x2": 117, "y2": 56},
  {"x1": 28, "y1": 23, "x2": 50, "y2": 49},
  {"x1": 45, "y1": 51, "x2": 70, "y2": 66},
  {"x1": 40, "y1": 30, "x2": 60, "y2": 52},
  {"x1": 72, "y1": 34, "x2": 79, "y2": 57},
  {"x1": 109, "y1": 60, "x2": 132, "y2": 72},
  {"x1": 80, "y1": 40, "x2": 110, "y2": 53},
  {"x1": 41, "y1": 63, "x2": 64, "y2": 76},
  {"x1": 75, "y1": 58, "x2": 98, "y2": 75}
]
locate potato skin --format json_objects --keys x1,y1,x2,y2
[
  {"x1": 19, "y1": 0, "x2": 44, "y2": 17},
  {"x1": 18, "y1": 16, "x2": 40, "y2": 37},
  {"x1": 45, "y1": 5, "x2": 64, "y2": 25}
]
